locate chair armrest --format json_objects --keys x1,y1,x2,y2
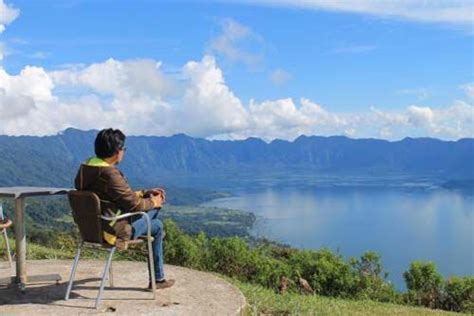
[{"x1": 101, "y1": 212, "x2": 152, "y2": 240}]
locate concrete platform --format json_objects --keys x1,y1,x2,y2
[{"x1": 0, "y1": 260, "x2": 246, "y2": 315}]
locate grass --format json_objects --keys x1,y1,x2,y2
[
  {"x1": 226, "y1": 279, "x2": 461, "y2": 315},
  {"x1": 0, "y1": 237, "x2": 147, "y2": 261},
  {"x1": 0, "y1": 238, "x2": 464, "y2": 315},
  {"x1": 1, "y1": 237, "x2": 73, "y2": 260}
]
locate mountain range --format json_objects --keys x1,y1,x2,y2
[{"x1": 0, "y1": 128, "x2": 472, "y2": 188}]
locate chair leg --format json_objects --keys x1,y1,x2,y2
[
  {"x1": 2, "y1": 228, "x2": 13, "y2": 269},
  {"x1": 147, "y1": 237, "x2": 156, "y2": 299},
  {"x1": 108, "y1": 261, "x2": 114, "y2": 288},
  {"x1": 95, "y1": 247, "x2": 116, "y2": 310},
  {"x1": 65, "y1": 243, "x2": 83, "y2": 300}
]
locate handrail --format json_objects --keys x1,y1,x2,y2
[{"x1": 101, "y1": 212, "x2": 152, "y2": 240}]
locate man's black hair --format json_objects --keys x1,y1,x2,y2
[{"x1": 94, "y1": 128, "x2": 126, "y2": 159}]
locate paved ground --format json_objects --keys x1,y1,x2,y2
[{"x1": 0, "y1": 260, "x2": 246, "y2": 315}]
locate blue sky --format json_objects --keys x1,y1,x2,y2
[{"x1": 0, "y1": 0, "x2": 473, "y2": 140}]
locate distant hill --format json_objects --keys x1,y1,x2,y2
[{"x1": 0, "y1": 128, "x2": 472, "y2": 188}]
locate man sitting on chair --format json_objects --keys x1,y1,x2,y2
[{"x1": 74, "y1": 128, "x2": 174, "y2": 290}]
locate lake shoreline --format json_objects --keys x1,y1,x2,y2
[{"x1": 202, "y1": 184, "x2": 474, "y2": 290}]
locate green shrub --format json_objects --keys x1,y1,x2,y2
[
  {"x1": 149, "y1": 219, "x2": 474, "y2": 313},
  {"x1": 246, "y1": 250, "x2": 291, "y2": 289},
  {"x1": 288, "y1": 248, "x2": 355, "y2": 297},
  {"x1": 206, "y1": 236, "x2": 252, "y2": 277},
  {"x1": 442, "y1": 276, "x2": 474, "y2": 313},
  {"x1": 403, "y1": 261, "x2": 443, "y2": 308},
  {"x1": 350, "y1": 251, "x2": 400, "y2": 303},
  {"x1": 163, "y1": 219, "x2": 206, "y2": 270}
]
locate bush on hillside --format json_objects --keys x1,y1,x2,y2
[
  {"x1": 163, "y1": 219, "x2": 207, "y2": 270},
  {"x1": 350, "y1": 252, "x2": 401, "y2": 303},
  {"x1": 287, "y1": 249, "x2": 354, "y2": 297},
  {"x1": 14, "y1": 218, "x2": 470, "y2": 314},
  {"x1": 442, "y1": 276, "x2": 474, "y2": 313},
  {"x1": 403, "y1": 261, "x2": 443, "y2": 308}
]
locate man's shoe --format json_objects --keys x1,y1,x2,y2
[
  {"x1": 148, "y1": 279, "x2": 175, "y2": 290},
  {"x1": 0, "y1": 218, "x2": 12, "y2": 229}
]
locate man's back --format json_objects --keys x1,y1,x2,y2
[{"x1": 74, "y1": 157, "x2": 155, "y2": 244}]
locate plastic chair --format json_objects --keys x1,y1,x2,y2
[{"x1": 64, "y1": 190, "x2": 156, "y2": 309}]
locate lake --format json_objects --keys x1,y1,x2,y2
[{"x1": 202, "y1": 185, "x2": 474, "y2": 289}]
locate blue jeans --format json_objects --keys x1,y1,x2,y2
[{"x1": 131, "y1": 209, "x2": 165, "y2": 281}]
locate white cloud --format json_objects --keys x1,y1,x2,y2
[
  {"x1": 0, "y1": 64, "x2": 108, "y2": 135},
  {"x1": 397, "y1": 88, "x2": 431, "y2": 101},
  {"x1": 0, "y1": 1, "x2": 470, "y2": 140},
  {"x1": 0, "y1": 59, "x2": 177, "y2": 136},
  {"x1": 461, "y1": 82, "x2": 474, "y2": 100},
  {"x1": 300, "y1": 98, "x2": 352, "y2": 128},
  {"x1": 239, "y1": 0, "x2": 474, "y2": 26},
  {"x1": 0, "y1": 66, "x2": 54, "y2": 102},
  {"x1": 0, "y1": 87, "x2": 36, "y2": 119},
  {"x1": 379, "y1": 126, "x2": 392, "y2": 138},
  {"x1": 0, "y1": 0, "x2": 19, "y2": 33},
  {"x1": 51, "y1": 58, "x2": 175, "y2": 98},
  {"x1": 50, "y1": 58, "x2": 178, "y2": 135},
  {"x1": 180, "y1": 55, "x2": 249, "y2": 136},
  {"x1": 250, "y1": 98, "x2": 306, "y2": 127},
  {"x1": 0, "y1": 0, "x2": 20, "y2": 60},
  {"x1": 0, "y1": 55, "x2": 472, "y2": 140},
  {"x1": 27, "y1": 51, "x2": 50, "y2": 59},
  {"x1": 240, "y1": 97, "x2": 474, "y2": 141},
  {"x1": 269, "y1": 68, "x2": 291, "y2": 85},
  {"x1": 208, "y1": 18, "x2": 263, "y2": 66},
  {"x1": 0, "y1": 42, "x2": 5, "y2": 61},
  {"x1": 370, "y1": 102, "x2": 474, "y2": 139},
  {"x1": 240, "y1": 98, "x2": 357, "y2": 140},
  {"x1": 407, "y1": 105, "x2": 434, "y2": 127},
  {"x1": 231, "y1": 0, "x2": 474, "y2": 26},
  {"x1": 370, "y1": 106, "x2": 407, "y2": 126}
]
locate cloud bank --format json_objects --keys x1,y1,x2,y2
[{"x1": 0, "y1": 55, "x2": 472, "y2": 140}]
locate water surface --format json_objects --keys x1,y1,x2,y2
[{"x1": 203, "y1": 186, "x2": 474, "y2": 289}]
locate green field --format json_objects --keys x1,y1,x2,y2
[
  {"x1": 0, "y1": 240, "x2": 461, "y2": 315},
  {"x1": 229, "y1": 279, "x2": 460, "y2": 315}
]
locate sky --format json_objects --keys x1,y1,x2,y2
[{"x1": 0, "y1": 0, "x2": 473, "y2": 141}]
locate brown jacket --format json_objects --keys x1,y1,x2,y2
[{"x1": 74, "y1": 157, "x2": 157, "y2": 244}]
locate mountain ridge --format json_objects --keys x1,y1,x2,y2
[{"x1": 0, "y1": 128, "x2": 472, "y2": 188}]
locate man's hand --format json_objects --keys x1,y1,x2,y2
[{"x1": 147, "y1": 188, "x2": 166, "y2": 203}]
